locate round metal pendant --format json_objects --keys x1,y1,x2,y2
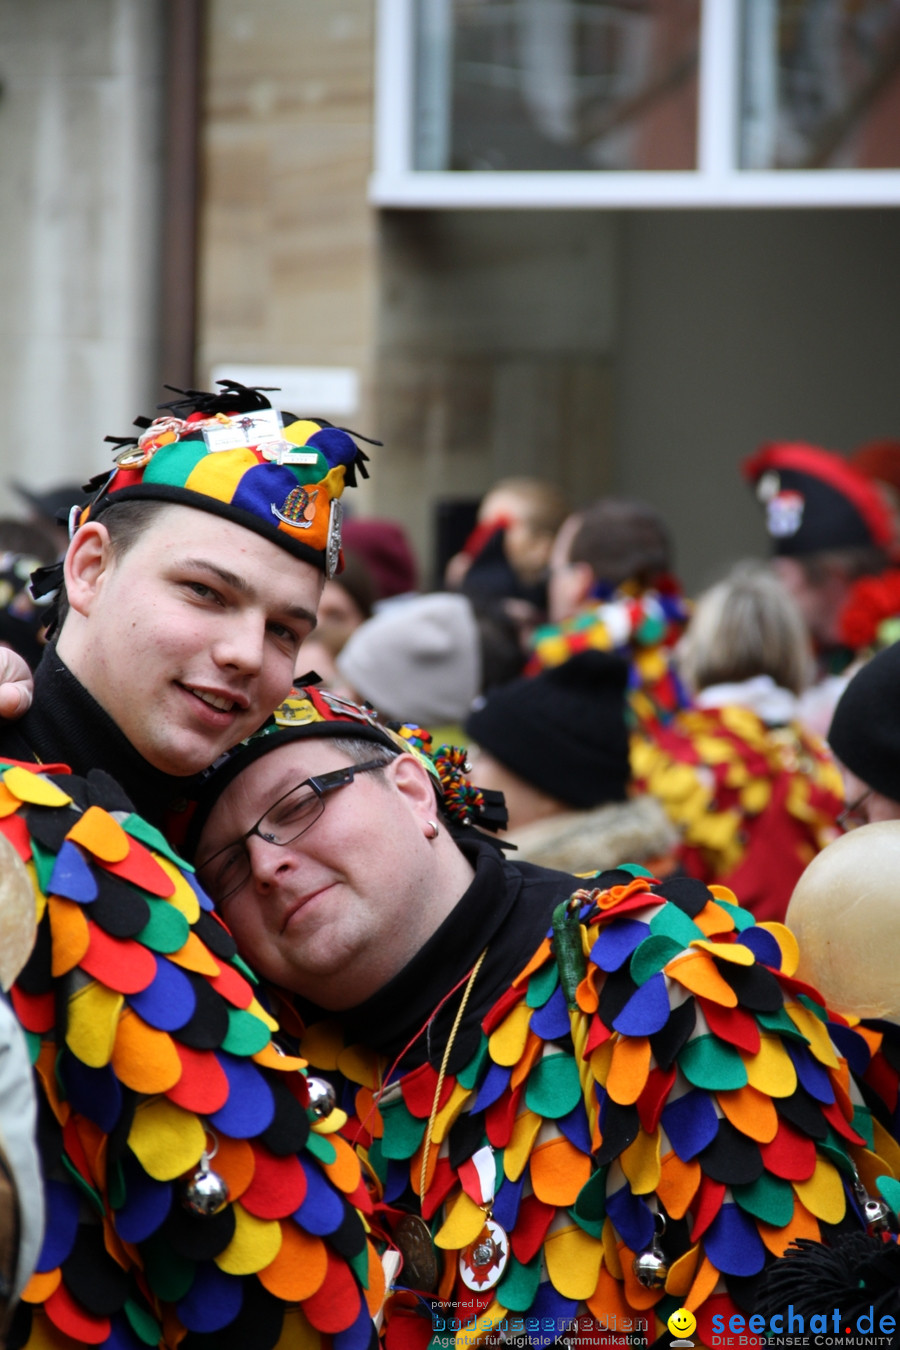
[
  {"x1": 305, "y1": 1075, "x2": 337, "y2": 1120},
  {"x1": 179, "y1": 1163, "x2": 230, "y2": 1217},
  {"x1": 459, "y1": 1218, "x2": 509, "y2": 1292},
  {"x1": 393, "y1": 1213, "x2": 439, "y2": 1292}
]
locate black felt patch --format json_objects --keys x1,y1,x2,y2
[
  {"x1": 257, "y1": 1077, "x2": 310, "y2": 1157},
  {"x1": 650, "y1": 996, "x2": 696, "y2": 1072},
  {"x1": 697, "y1": 1118, "x2": 763, "y2": 1186},
  {"x1": 776, "y1": 1085, "x2": 829, "y2": 1140},
  {"x1": 88, "y1": 870, "x2": 151, "y2": 938},
  {"x1": 594, "y1": 1099, "x2": 639, "y2": 1166},
  {"x1": 194, "y1": 910, "x2": 238, "y2": 962},
  {"x1": 172, "y1": 970, "x2": 230, "y2": 1049},
  {"x1": 181, "y1": 1278, "x2": 286, "y2": 1350},
  {"x1": 61, "y1": 1223, "x2": 131, "y2": 1315},
  {"x1": 651, "y1": 876, "x2": 711, "y2": 917},
  {"x1": 87, "y1": 768, "x2": 136, "y2": 815},
  {"x1": 717, "y1": 960, "x2": 785, "y2": 1013},
  {"x1": 162, "y1": 1199, "x2": 237, "y2": 1261}
]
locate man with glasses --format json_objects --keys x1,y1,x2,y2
[
  {"x1": 1, "y1": 385, "x2": 383, "y2": 1349},
  {"x1": 187, "y1": 683, "x2": 896, "y2": 1349},
  {"x1": 828, "y1": 639, "x2": 900, "y2": 830}
]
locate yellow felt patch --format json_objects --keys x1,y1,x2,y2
[
  {"x1": 155, "y1": 855, "x2": 201, "y2": 923},
  {"x1": 529, "y1": 1133, "x2": 591, "y2": 1206},
  {"x1": 488, "y1": 1001, "x2": 533, "y2": 1066},
  {"x1": 112, "y1": 1008, "x2": 182, "y2": 1093},
  {"x1": 504, "y1": 1108, "x2": 543, "y2": 1181},
  {"x1": 244, "y1": 996, "x2": 278, "y2": 1033},
  {"x1": 3, "y1": 766, "x2": 72, "y2": 807},
  {"x1": 657, "y1": 1151, "x2": 701, "y2": 1220},
  {"x1": 716, "y1": 1084, "x2": 779, "y2": 1142},
  {"x1": 453, "y1": 1302, "x2": 509, "y2": 1350},
  {"x1": 742, "y1": 1033, "x2": 798, "y2": 1098},
  {"x1": 434, "y1": 1188, "x2": 488, "y2": 1250},
  {"x1": 337, "y1": 1042, "x2": 380, "y2": 1088},
  {"x1": 258, "y1": 1222, "x2": 328, "y2": 1302},
  {"x1": 217, "y1": 1205, "x2": 283, "y2": 1274},
  {"x1": 66, "y1": 805, "x2": 130, "y2": 862},
  {"x1": 607, "y1": 1035, "x2": 651, "y2": 1105},
  {"x1": 665, "y1": 951, "x2": 738, "y2": 1006},
  {"x1": 271, "y1": 1307, "x2": 322, "y2": 1350},
  {"x1": 544, "y1": 1224, "x2": 605, "y2": 1299},
  {"x1": 756, "y1": 921, "x2": 799, "y2": 976},
  {"x1": 620, "y1": 1127, "x2": 661, "y2": 1194},
  {"x1": 793, "y1": 1155, "x2": 845, "y2": 1223},
  {"x1": 430, "y1": 1080, "x2": 471, "y2": 1147},
  {"x1": 48, "y1": 895, "x2": 90, "y2": 976},
  {"x1": 128, "y1": 1097, "x2": 206, "y2": 1180},
  {"x1": 784, "y1": 1003, "x2": 840, "y2": 1068},
  {"x1": 690, "y1": 939, "x2": 755, "y2": 966},
  {"x1": 601, "y1": 1217, "x2": 623, "y2": 1279},
  {"x1": 310, "y1": 1106, "x2": 348, "y2": 1136},
  {"x1": 300, "y1": 1020, "x2": 344, "y2": 1072},
  {"x1": 66, "y1": 980, "x2": 123, "y2": 1067},
  {"x1": 252, "y1": 1044, "x2": 306, "y2": 1073}
]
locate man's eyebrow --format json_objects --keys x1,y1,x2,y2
[{"x1": 178, "y1": 557, "x2": 318, "y2": 628}]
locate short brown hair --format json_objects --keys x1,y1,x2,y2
[{"x1": 567, "y1": 499, "x2": 672, "y2": 590}]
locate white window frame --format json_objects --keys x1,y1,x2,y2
[{"x1": 370, "y1": 0, "x2": 900, "y2": 207}]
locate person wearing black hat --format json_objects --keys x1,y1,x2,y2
[
  {"x1": 827, "y1": 639, "x2": 900, "y2": 829},
  {"x1": 185, "y1": 682, "x2": 897, "y2": 1348},
  {"x1": 463, "y1": 651, "x2": 678, "y2": 874}
]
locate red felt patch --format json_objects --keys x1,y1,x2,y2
[
  {"x1": 240, "y1": 1146, "x2": 307, "y2": 1219},
  {"x1": 0, "y1": 812, "x2": 32, "y2": 860},
  {"x1": 636, "y1": 1065, "x2": 677, "y2": 1135},
  {"x1": 482, "y1": 985, "x2": 525, "y2": 1035},
  {"x1": 166, "y1": 1043, "x2": 230, "y2": 1114},
  {"x1": 760, "y1": 1118, "x2": 817, "y2": 1181},
  {"x1": 302, "y1": 1248, "x2": 362, "y2": 1332},
  {"x1": 585, "y1": 1015, "x2": 613, "y2": 1055},
  {"x1": 421, "y1": 1156, "x2": 457, "y2": 1222},
  {"x1": 80, "y1": 922, "x2": 157, "y2": 995},
  {"x1": 820, "y1": 1097, "x2": 867, "y2": 1147},
  {"x1": 510, "y1": 1194, "x2": 555, "y2": 1264},
  {"x1": 208, "y1": 960, "x2": 253, "y2": 1010},
  {"x1": 400, "y1": 1061, "x2": 453, "y2": 1119},
  {"x1": 11, "y1": 983, "x2": 54, "y2": 1034},
  {"x1": 485, "y1": 1084, "x2": 521, "y2": 1149},
  {"x1": 45, "y1": 1279, "x2": 111, "y2": 1344},
  {"x1": 689, "y1": 1173, "x2": 726, "y2": 1242},
  {"x1": 698, "y1": 998, "x2": 761, "y2": 1055},
  {"x1": 96, "y1": 842, "x2": 174, "y2": 897}
]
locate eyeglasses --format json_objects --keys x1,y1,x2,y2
[
  {"x1": 836, "y1": 788, "x2": 872, "y2": 833},
  {"x1": 196, "y1": 759, "x2": 387, "y2": 902}
]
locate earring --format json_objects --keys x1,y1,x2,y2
[{"x1": 425, "y1": 820, "x2": 439, "y2": 840}]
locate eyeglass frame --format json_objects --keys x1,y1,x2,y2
[
  {"x1": 196, "y1": 757, "x2": 390, "y2": 901},
  {"x1": 836, "y1": 788, "x2": 873, "y2": 833}
]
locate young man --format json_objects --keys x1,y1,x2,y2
[
  {"x1": 189, "y1": 684, "x2": 898, "y2": 1348},
  {"x1": 3, "y1": 385, "x2": 382, "y2": 1349}
]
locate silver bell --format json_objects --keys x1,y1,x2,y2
[
  {"x1": 632, "y1": 1246, "x2": 668, "y2": 1289},
  {"x1": 306, "y1": 1075, "x2": 337, "y2": 1121},
  {"x1": 179, "y1": 1153, "x2": 230, "y2": 1216},
  {"x1": 864, "y1": 1198, "x2": 893, "y2": 1233}
]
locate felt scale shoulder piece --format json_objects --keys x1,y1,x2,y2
[
  {"x1": 527, "y1": 589, "x2": 691, "y2": 730},
  {"x1": 4, "y1": 762, "x2": 382, "y2": 1350},
  {"x1": 308, "y1": 870, "x2": 897, "y2": 1350}
]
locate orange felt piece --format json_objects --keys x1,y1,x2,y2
[
  {"x1": 665, "y1": 1243, "x2": 700, "y2": 1298},
  {"x1": 0, "y1": 781, "x2": 23, "y2": 818},
  {"x1": 691, "y1": 939, "x2": 755, "y2": 966},
  {"x1": 528, "y1": 1133, "x2": 591, "y2": 1206},
  {"x1": 167, "y1": 1041, "x2": 230, "y2": 1114},
  {"x1": 252, "y1": 1043, "x2": 306, "y2": 1073},
  {"x1": 302, "y1": 1247, "x2": 362, "y2": 1334},
  {"x1": 607, "y1": 1034, "x2": 651, "y2": 1105},
  {"x1": 657, "y1": 1151, "x2": 701, "y2": 1220},
  {"x1": 575, "y1": 966, "x2": 601, "y2": 1014},
  {"x1": 364, "y1": 1239, "x2": 387, "y2": 1316},
  {"x1": 212, "y1": 1134, "x2": 256, "y2": 1202},
  {"x1": 509, "y1": 1031, "x2": 544, "y2": 1092},
  {"x1": 66, "y1": 805, "x2": 130, "y2": 862},
  {"x1": 167, "y1": 931, "x2": 222, "y2": 977},
  {"x1": 716, "y1": 1084, "x2": 778, "y2": 1142},
  {"x1": 685, "y1": 1255, "x2": 720, "y2": 1312},
  {"x1": 665, "y1": 951, "x2": 738, "y2": 1006},
  {"x1": 112, "y1": 1010, "x2": 182, "y2": 1094},
  {"x1": 759, "y1": 1196, "x2": 819, "y2": 1257},
  {"x1": 586, "y1": 1266, "x2": 631, "y2": 1325},
  {"x1": 20, "y1": 1268, "x2": 62, "y2": 1303},
  {"x1": 692, "y1": 902, "x2": 736, "y2": 937},
  {"x1": 323, "y1": 1136, "x2": 363, "y2": 1195},
  {"x1": 48, "y1": 895, "x2": 90, "y2": 976},
  {"x1": 513, "y1": 937, "x2": 553, "y2": 986},
  {"x1": 259, "y1": 1222, "x2": 328, "y2": 1302},
  {"x1": 299, "y1": 1020, "x2": 344, "y2": 1071}
]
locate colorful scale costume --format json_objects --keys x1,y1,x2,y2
[
  {"x1": 4, "y1": 760, "x2": 382, "y2": 1350},
  {"x1": 631, "y1": 706, "x2": 843, "y2": 923},
  {"x1": 293, "y1": 869, "x2": 898, "y2": 1350}
]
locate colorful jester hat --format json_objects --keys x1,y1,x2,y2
[
  {"x1": 33, "y1": 382, "x2": 374, "y2": 621},
  {"x1": 186, "y1": 683, "x2": 508, "y2": 858}
]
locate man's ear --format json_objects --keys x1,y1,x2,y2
[
  {"x1": 570, "y1": 560, "x2": 596, "y2": 608},
  {"x1": 388, "y1": 753, "x2": 441, "y2": 823},
  {"x1": 63, "y1": 522, "x2": 115, "y2": 618}
]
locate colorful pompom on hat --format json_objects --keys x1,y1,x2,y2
[
  {"x1": 742, "y1": 441, "x2": 892, "y2": 556},
  {"x1": 64, "y1": 381, "x2": 373, "y2": 579},
  {"x1": 184, "y1": 683, "x2": 508, "y2": 858}
]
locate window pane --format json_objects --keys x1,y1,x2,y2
[
  {"x1": 414, "y1": 0, "x2": 700, "y2": 171},
  {"x1": 740, "y1": 0, "x2": 900, "y2": 168}
]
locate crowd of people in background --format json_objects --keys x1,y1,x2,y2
[{"x1": 3, "y1": 403, "x2": 900, "y2": 1348}]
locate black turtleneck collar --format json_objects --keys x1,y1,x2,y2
[
  {"x1": 294, "y1": 838, "x2": 577, "y2": 1076},
  {"x1": 0, "y1": 648, "x2": 203, "y2": 830}
]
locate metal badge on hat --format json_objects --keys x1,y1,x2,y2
[
  {"x1": 325, "y1": 498, "x2": 343, "y2": 579},
  {"x1": 767, "y1": 489, "x2": 805, "y2": 538}
]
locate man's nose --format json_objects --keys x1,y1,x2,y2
[{"x1": 212, "y1": 611, "x2": 265, "y2": 676}]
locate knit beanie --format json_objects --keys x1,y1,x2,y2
[
  {"x1": 828, "y1": 640, "x2": 900, "y2": 801},
  {"x1": 336, "y1": 591, "x2": 481, "y2": 725},
  {"x1": 464, "y1": 650, "x2": 630, "y2": 809}
]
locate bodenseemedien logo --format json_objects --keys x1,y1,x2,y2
[{"x1": 668, "y1": 1308, "x2": 696, "y2": 1346}]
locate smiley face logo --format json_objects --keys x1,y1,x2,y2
[{"x1": 668, "y1": 1308, "x2": 697, "y2": 1340}]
